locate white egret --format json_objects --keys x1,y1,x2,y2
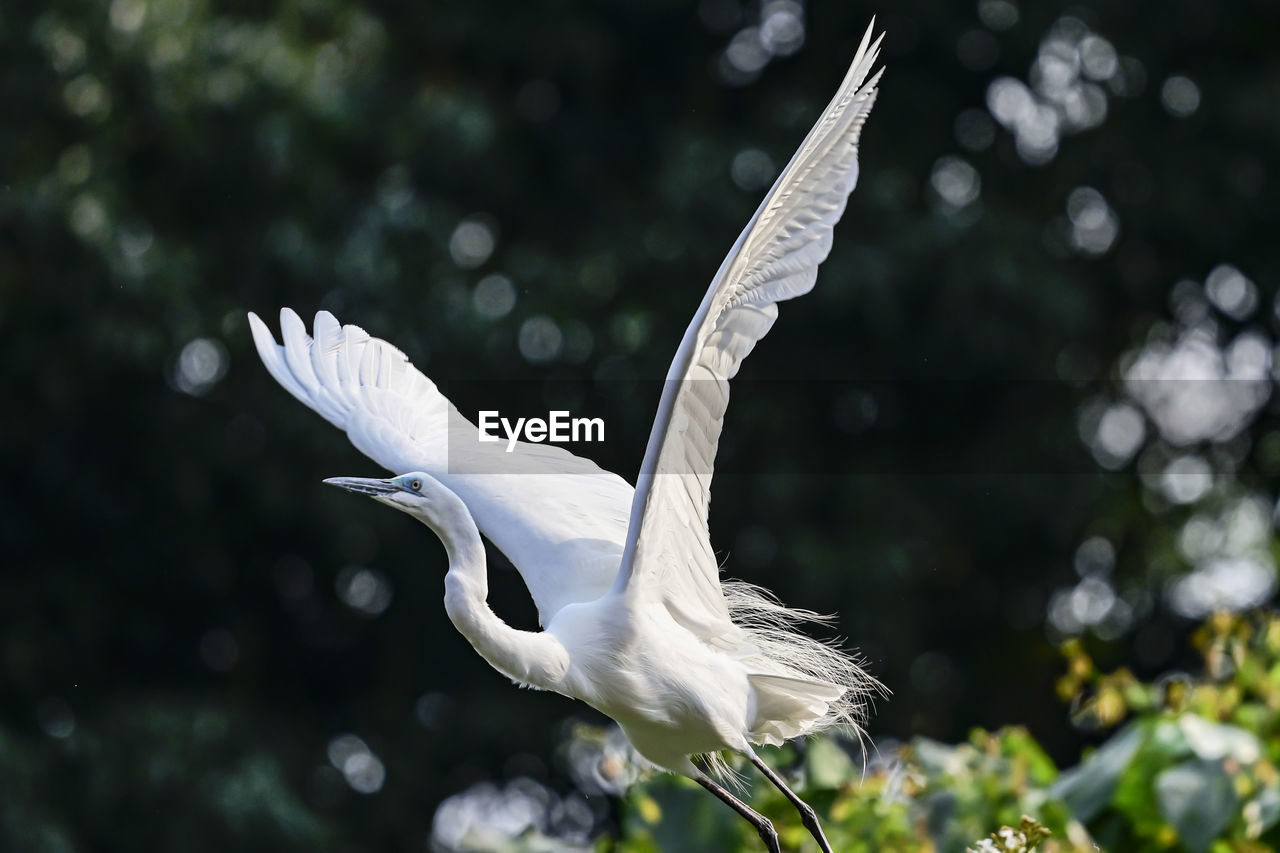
[{"x1": 250, "y1": 22, "x2": 884, "y2": 852}]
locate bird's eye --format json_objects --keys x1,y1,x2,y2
[{"x1": 410, "y1": 479, "x2": 422, "y2": 492}]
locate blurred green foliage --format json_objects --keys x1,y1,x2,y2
[
  {"x1": 603, "y1": 610, "x2": 1280, "y2": 853},
  {"x1": 3, "y1": 0, "x2": 1279, "y2": 848},
  {"x1": 0, "y1": 699, "x2": 334, "y2": 851}
]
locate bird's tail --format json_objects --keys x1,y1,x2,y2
[{"x1": 722, "y1": 580, "x2": 885, "y2": 751}]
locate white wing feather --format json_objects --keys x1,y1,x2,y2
[
  {"x1": 249, "y1": 308, "x2": 633, "y2": 624},
  {"x1": 613, "y1": 25, "x2": 884, "y2": 642}
]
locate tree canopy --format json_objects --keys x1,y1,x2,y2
[{"x1": 2, "y1": 0, "x2": 1278, "y2": 849}]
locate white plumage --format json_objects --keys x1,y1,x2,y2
[
  {"x1": 250, "y1": 23, "x2": 885, "y2": 852},
  {"x1": 248, "y1": 308, "x2": 633, "y2": 622}
]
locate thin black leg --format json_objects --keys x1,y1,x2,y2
[
  {"x1": 748, "y1": 751, "x2": 833, "y2": 853},
  {"x1": 695, "y1": 773, "x2": 781, "y2": 853}
]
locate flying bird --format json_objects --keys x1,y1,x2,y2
[{"x1": 250, "y1": 22, "x2": 884, "y2": 852}]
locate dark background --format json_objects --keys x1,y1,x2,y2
[{"x1": 3, "y1": 0, "x2": 1278, "y2": 849}]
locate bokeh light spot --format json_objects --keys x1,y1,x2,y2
[
  {"x1": 725, "y1": 27, "x2": 769, "y2": 75},
  {"x1": 1066, "y1": 187, "x2": 1119, "y2": 255},
  {"x1": 450, "y1": 217, "x2": 497, "y2": 269},
  {"x1": 37, "y1": 697, "x2": 76, "y2": 739},
  {"x1": 68, "y1": 192, "x2": 108, "y2": 240},
  {"x1": 760, "y1": 1, "x2": 805, "y2": 57},
  {"x1": 1092, "y1": 402, "x2": 1145, "y2": 467},
  {"x1": 109, "y1": 0, "x2": 147, "y2": 33},
  {"x1": 1204, "y1": 264, "x2": 1256, "y2": 320},
  {"x1": 977, "y1": 0, "x2": 1019, "y2": 31},
  {"x1": 518, "y1": 315, "x2": 563, "y2": 364},
  {"x1": 327, "y1": 734, "x2": 385, "y2": 794},
  {"x1": 930, "y1": 156, "x2": 981, "y2": 209},
  {"x1": 64, "y1": 74, "x2": 110, "y2": 119},
  {"x1": 176, "y1": 337, "x2": 229, "y2": 396},
  {"x1": 1079, "y1": 35, "x2": 1118, "y2": 81},
  {"x1": 335, "y1": 566, "x2": 392, "y2": 617},
  {"x1": 1161, "y1": 455, "x2": 1212, "y2": 505},
  {"x1": 731, "y1": 148, "x2": 776, "y2": 191},
  {"x1": 1074, "y1": 537, "x2": 1116, "y2": 577},
  {"x1": 473, "y1": 274, "x2": 517, "y2": 320},
  {"x1": 57, "y1": 144, "x2": 92, "y2": 185},
  {"x1": 1161, "y1": 75, "x2": 1200, "y2": 117}
]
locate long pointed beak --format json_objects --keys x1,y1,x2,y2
[{"x1": 323, "y1": 476, "x2": 399, "y2": 497}]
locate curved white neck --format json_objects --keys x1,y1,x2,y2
[{"x1": 432, "y1": 505, "x2": 569, "y2": 692}]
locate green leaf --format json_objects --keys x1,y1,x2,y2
[
  {"x1": 1252, "y1": 785, "x2": 1280, "y2": 834},
  {"x1": 912, "y1": 738, "x2": 963, "y2": 777},
  {"x1": 623, "y1": 777, "x2": 744, "y2": 852},
  {"x1": 1049, "y1": 720, "x2": 1144, "y2": 821},
  {"x1": 994, "y1": 727, "x2": 1060, "y2": 787},
  {"x1": 805, "y1": 736, "x2": 856, "y2": 790},
  {"x1": 1178, "y1": 714, "x2": 1262, "y2": 763},
  {"x1": 1154, "y1": 759, "x2": 1237, "y2": 853}
]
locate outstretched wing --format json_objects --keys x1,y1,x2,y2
[
  {"x1": 612, "y1": 24, "x2": 884, "y2": 639},
  {"x1": 249, "y1": 308, "x2": 633, "y2": 624}
]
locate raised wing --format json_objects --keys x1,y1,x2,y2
[
  {"x1": 612, "y1": 24, "x2": 884, "y2": 639},
  {"x1": 249, "y1": 308, "x2": 633, "y2": 624}
]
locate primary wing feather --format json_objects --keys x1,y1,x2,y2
[
  {"x1": 613, "y1": 25, "x2": 884, "y2": 642},
  {"x1": 249, "y1": 308, "x2": 633, "y2": 624}
]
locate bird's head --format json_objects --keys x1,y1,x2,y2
[{"x1": 323, "y1": 472, "x2": 465, "y2": 538}]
